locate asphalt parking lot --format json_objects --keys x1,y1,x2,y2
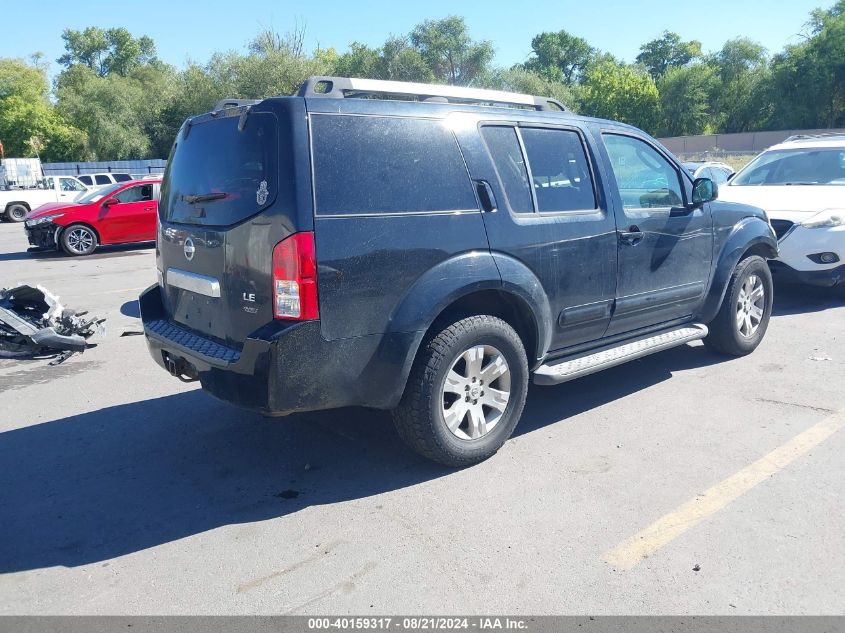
[{"x1": 0, "y1": 221, "x2": 843, "y2": 615}]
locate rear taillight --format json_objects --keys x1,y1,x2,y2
[{"x1": 272, "y1": 232, "x2": 318, "y2": 320}]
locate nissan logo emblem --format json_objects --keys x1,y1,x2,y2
[{"x1": 184, "y1": 237, "x2": 195, "y2": 261}]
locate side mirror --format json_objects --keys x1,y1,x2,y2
[
  {"x1": 103, "y1": 197, "x2": 118, "y2": 207},
  {"x1": 691, "y1": 177, "x2": 717, "y2": 206}
]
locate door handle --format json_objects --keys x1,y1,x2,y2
[
  {"x1": 619, "y1": 226, "x2": 644, "y2": 245},
  {"x1": 144, "y1": 207, "x2": 154, "y2": 211},
  {"x1": 474, "y1": 179, "x2": 497, "y2": 213}
]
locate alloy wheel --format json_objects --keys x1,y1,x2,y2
[
  {"x1": 736, "y1": 274, "x2": 765, "y2": 337},
  {"x1": 67, "y1": 228, "x2": 94, "y2": 254},
  {"x1": 441, "y1": 344, "x2": 511, "y2": 440}
]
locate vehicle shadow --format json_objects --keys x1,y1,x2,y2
[
  {"x1": 772, "y1": 281, "x2": 844, "y2": 316},
  {"x1": 0, "y1": 243, "x2": 154, "y2": 262},
  {"x1": 516, "y1": 342, "x2": 727, "y2": 437},
  {"x1": 0, "y1": 341, "x2": 728, "y2": 573},
  {"x1": 120, "y1": 299, "x2": 141, "y2": 319}
]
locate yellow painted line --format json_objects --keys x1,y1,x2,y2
[{"x1": 605, "y1": 409, "x2": 845, "y2": 570}]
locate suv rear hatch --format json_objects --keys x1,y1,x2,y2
[{"x1": 157, "y1": 99, "x2": 313, "y2": 348}]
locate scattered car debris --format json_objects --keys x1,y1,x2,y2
[
  {"x1": 808, "y1": 355, "x2": 832, "y2": 361},
  {"x1": 693, "y1": 564, "x2": 701, "y2": 572},
  {"x1": 0, "y1": 284, "x2": 105, "y2": 364}
]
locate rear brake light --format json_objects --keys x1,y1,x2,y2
[{"x1": 272, "y1": 232, "x2": 318, "y2": 320}]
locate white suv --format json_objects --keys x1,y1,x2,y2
[
  {"x1": 718, "y1": 134, "x2": 845, "y2": 287},
  {"x1": 77, "y1": 172, "x2": 133, "y2": 188}
]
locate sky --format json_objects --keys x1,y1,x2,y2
[{"x1": 0, "y1": 0, "x2": 826, "y2": 75}]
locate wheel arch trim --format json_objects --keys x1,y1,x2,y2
[{"x1": 698, "y1": 216, "x2": 778, "y2": 323}]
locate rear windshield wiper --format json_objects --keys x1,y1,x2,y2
[{"x1": 183, "y1": 192, "x2": 227, "y2": 204}]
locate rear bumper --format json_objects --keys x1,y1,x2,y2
[
  {"x1": 140, "y1": 284, "x2": 416, "y2": 415},
  {"x1": 769, "y1": 261, "x2": 845, "y2": 287}
]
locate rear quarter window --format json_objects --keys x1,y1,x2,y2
[{"x1": 311, "y1": 114, "x2": 476, "y2": 215}]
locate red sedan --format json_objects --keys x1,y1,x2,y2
[{"x1": 25, "y1": 179, "x2": 161, "y2": 256}]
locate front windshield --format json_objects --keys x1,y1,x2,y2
[
  {"x1": 731, "y1": 148, "x2": 845, "y2": 186},
  {"x1": 76, "y1": 182, "x2": 124, "y2": 203}
]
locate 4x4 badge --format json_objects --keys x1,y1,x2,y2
[
  {"x1": 184, "y1": 237, "x2": 195, "y2": 261},
  {"x1": 256, "y1": 180, "x2": 269, "y2": 205}
]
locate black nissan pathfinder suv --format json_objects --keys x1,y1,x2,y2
[{"x1": 140, "y1": 76, "x2": 777, "y2": 467}]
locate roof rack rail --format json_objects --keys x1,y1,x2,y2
[
  {"x1": 783, "y1": 132, "x2": 845, "y2": 143},
  {"x1": 213, "y1": 98, "x2": 261, "y2": 112},
  {"x1": 297, "y1": 76, "x2": 566, "y2": 112}
]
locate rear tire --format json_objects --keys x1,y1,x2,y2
[
  {"x1": 60, "y1": 224, "x2": 98, "y2": 256},
  {"x1": 393, "y1": 315, "x2": 529, "y2": 468},
  {"x1": 704, "y1": 255, "x2": 773, "y2": 356},
  {"x1": 5, "y1": 204, "x2": 28, "y2": 222}
]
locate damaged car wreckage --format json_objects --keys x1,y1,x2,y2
[{"x1": 0, "y1": 284, "x2": 105, "y2": 364}]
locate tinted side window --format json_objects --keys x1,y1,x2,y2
[
  {"x1": 480, "y1": 126, "x2": 533, "y2": 213},
  {"x1": 78, "y1": 175, "x2": 93, "y2": 185},
  {"x1": 312, "y1": 115, "x2": 476, "y2": 215},
  {"x1": 95, "y1": 175, "x2": 111, "y2": 185},
  {"x1": 113, "y1": 173, "x2": 132, "y2": 182},
  {"x1": 521, "y1": 128, "x2": 596, "y2": 212},
  {"x1": 115, "y1": 184, "x2": 153, "y2": 203},
  {"x1": 603, "y1": 134, "x2": 684, "y2": 211},
  {"x1": 60, "y1": 178, "x2": 86, "y2": 192}
]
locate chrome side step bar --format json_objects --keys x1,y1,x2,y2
[{"x1": 533, "y1": 323, "x2": 709, "y2": 386}]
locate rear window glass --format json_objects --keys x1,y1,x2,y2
[
  {"x1": 312, "y1": 115, "x2": 476, "y2": 215},
  {"x1": 162, "y1": 111, "x2": 278, "y2": 226}
]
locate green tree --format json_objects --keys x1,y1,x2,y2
[
  {"x1": 331, "y1": 38, "x2": 433, "y2": 82},
  {"x1": 479, "y1": 66, "x2": 576, "y2": 110},
  {"x1": 769, "y1": 0, "x2": 845, "y2": 128},
  {"x1": 636, "y1": 31, "x2": 702, "y2": 80},
  {"x1": 0, "y1": 58, "x2": 87, "y2": 160},
  {"x1": 331, "y1": 42, "x2": 381, "y2": 77},
  {"x1": 523, "y1": 30, "x2": 595, "y2": 85},
  {"x1": 409, "y1": 16, "x2": 494, "y2": 85},
  {"x1": 55, "y1": 65, "x2": 154, "y2": 159},
  {"x1": 58, "y1": 26, "x2": 156, "y2": 76},
  {"x1": 378, "y1": 36, "x2": 434, "y2": 82},
  {"x1": 657, "y1": 63, "x2": 719, "y2": 136},
  {"x1": 712, "y1": 39, "x2": 772, "y2": 132},
  {"x1": 579, "y1": 60, "x2": 660, "y2": 132}
]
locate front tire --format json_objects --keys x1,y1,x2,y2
[
  {"x1": 5, "y1": 204, "x2": 28, "y2": 222},
  {"x1": 393, "y1": 315, "x2": 529, "y2": 467},
  {"x1": 60, "y1": 224, "x2": 98, "y2": 256},
  {"x1": 704, "y1": 255, "x2": 773, "y2": 356}
]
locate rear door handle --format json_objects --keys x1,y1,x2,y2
[
  {"x1": 474, "y1": 179, "x2": 497, "y2": 213},
  {"x1": 619, "y1": 226, "x2": 644, "y2": 245}
]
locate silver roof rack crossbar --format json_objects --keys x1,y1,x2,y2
[{"x1": 297, "y1": 76, "x2": 566, "y2": 112}]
